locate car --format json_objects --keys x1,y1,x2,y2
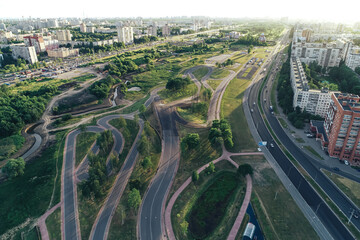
[
  {"x1": 270, "y1": 143, "x2": 274, "y2": 148},
  {"x1": 304, "y1": 130, "x2": 310, "y2": 133},
  {"x1": 257, "y1": 148, "x2": 262, "y2": 152},
  {"x1": 333, "y1": 167, "x2": 340, "y2": 171},
  {"x1": 264, "y1": 99, "x2": 266, "y2": 102},
  {"x1": 345, "y1": 160, "x2": 350, "y2": 166},
  {"x1": 253, "y1": 102, "x2": 256, "y2": 105},
  {"x1": 306, "y1": 134, "x2": 313, "y2": 137},
  {"x1": 251, "y1": 109, "x2": 254, "y2": 113}
]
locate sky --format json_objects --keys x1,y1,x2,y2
[{"x1": 0, "y1": 0, "x2": 359, "y2": 23}]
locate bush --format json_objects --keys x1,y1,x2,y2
[
  {"x1": 237, "y1": 164, "x2": 253, "y2": 176},
  {"x1": 182, "y1": 133, "x2": 200, "y2": 150},
  {"x1": 192, "y1": 171, "x2": 199, "y2": 182},
  {"x1": 205, "y1": 162, "x2": 215, "y2": 175},
  {"x1": 2, "y1": 158, "x2": 25, "y2": 179}
]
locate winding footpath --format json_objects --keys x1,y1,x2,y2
[{"x1": 164, "y1": 146, "x2": 261, "y2": 240}]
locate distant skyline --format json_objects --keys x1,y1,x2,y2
[{"x1": 1, "y1": 0, "x2": 359, "y2": 23}]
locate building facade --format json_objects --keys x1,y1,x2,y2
[
  {"x1": 324, "y1": 93, "x2": 360, "y2": 165},
  {"x1": 290, "y1": 57, "x2": 335, "y2": 117},
  {"x1": 162, "y1": 24, "x2": 170, "y2": 37},
  {"x1": 10, "y1": 45, "x2": 38, "y2": 64},
  {"x1": 56, "y1": 30, "x2": 72, "y2": 42},
  {"x1": 291, "y1": 41, "x2": 349, "y2": 68},
  {"x1": 117, "y1": 26, "x2": 133, "y2": 44},
  {"x1": 47, "y1": 47, "x2": 79, "y2": 58},
  {"x1": 80, "y1": 23, "x2": 87, "y2": 33},
  {"x1": 24, "y1": 35, "x2": 46, "y2": 53},
  {"x1": 345, "y1": 46, "x2": 360, "y2": 71}
]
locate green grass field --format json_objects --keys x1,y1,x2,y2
[
  {"x1": 46, "y1": 208, "x2": 61, "y2": 240},
  {"x1": 210, "y1": 68, "x2": 229, "y2": 79},
  {"x1": 75, "y1": 132, "x2": 98, "y2": 167},
  {"x1": 323, "y1": 169, "x2": 360, "y2": 208},
  {"x1": 231, "y1": 155, "x2": 319, "y2": 240},
  {"x1": 304, "y1": 145, "x2": 324, "y2": 160},
  {"x1": 0, "y1": 131, "x2": 66, "y2": 237},
  {"x1": 207, "y1": 80, "x2": 222, "y2": 90},
  {"x1": 158, "y1": 83, "x2": 198, "y2": 103},
  {"x1": 193, "y1": 66, "x2": 210, "y2": 80},
  {"x1": 171, "y1": 161, "x2": 244, "y2": 240},
  {"x1": 177, "y1": 107, "x2": 207, "y2": 124},
  {"x1": 221, "y1": 78, "x2": 257, "y2": 152}
]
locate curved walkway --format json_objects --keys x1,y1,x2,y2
[{"x1": 164, "y1": 148, "x2": 261, "y2": 240}]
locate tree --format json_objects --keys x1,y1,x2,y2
[
  {"x1": 128, "y1": 188, "x2": 141, "y2": 210},
  {"x1": 139, "y1": 104, "x2": 146, "y2": 114},
  {"x1": 192, "y1": 171, "x2": 199, "y2": 182},
  {"x1": 3, "y1": 158, "x2": 25, "y2": 179},
  {"x1": 355, "y1": 66, "x2": 360, "y2": 75},
  {"x1": 138, "y1": 135, "x2": 150, "y2": 155},
  {"x1": 180, "y1": 220, "x2": 189, "y2": 235},
  {"x1": 182, "y1": 133, "x2": 200, "y2": 150},
  {"x1": 79, "y1": 124, "x2": 86, "y2": 132},
  {"x1": 142, "y1": 157, "x2": 152, "y2": 169},
  {"x1": 237, "y1": 164, "x2": 253, "y2": 176},
  {"x1": 206, "y1": 162, "x2": 215, "y2": 174}
]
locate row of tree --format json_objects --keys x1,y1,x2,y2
[{"x1": 208, "y1": 119, "x2": 234, "y2": 149}]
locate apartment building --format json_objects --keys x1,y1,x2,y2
[
  {"x1": 47, "y1": 47, "x2": 79, "y2": 58},
  {"x1": 162, "y1": 24, "x2": 170, "y2": 37},
  {"x1": 345, "y1": 46, "x2": 360, "y2": 71},
  {"x1": 10, "y1": 44, "x2": 38, "y2": 64},
  {"x1": 117, "y1": 26, "x2": 133, "y2": 45},
  {"x1": 56, "y1": 30, "x2": 72, "y2": 42},
  {"x1": 24, "y1": 35, "x2": 46, "y2": 53},
  {"x1": 290, "y1": 57, "x2": 335, "y2": 117},
  {"x1": 324, "y1": 93, "x2": 360, "y2": 165},
  {"x1": 291, "y1": 41, "x2": 349, "y2": 68}
]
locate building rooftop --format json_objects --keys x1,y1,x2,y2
[
  {"x1": 334, "y1": 93, "x2": 360, "y2": 112},
  {"x1": 311, "y1": 120, "x2": 329, "y2": 143}
]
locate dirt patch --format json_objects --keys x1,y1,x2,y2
[{"x1": 237, "y1": 66, "x2": 259, "y2": 79}]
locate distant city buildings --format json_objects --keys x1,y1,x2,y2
[
  {"x1": 0, "y1": 23, "x2": 6, "y2": 31},
  {"x1": 10, "y1": 45, "x2": 38, "y2": 64},
  {"x1": 80, "y1": 23, "x2": 95, "y2": 33},
  {"x1": 24, "y1": 35, "x2": 46, "y2": 53},
  {"x1": 226, "y1": 31, "x2": 242, "y2": 39},
  {"x1": 323, "y1": 93, "x2": 360, "y2": 165},
  {"x1": 148, "y1": 22, "x2": 158, "y2": 36},
  {"x1": 345, "y1": 46, "x2": 360, "y2": 71},
  {"x1": 80, "y1": 23, "x2": 87, "y2": 33},
  {"x1": 47, "y1": 47, "x2": 79, "y2": 58},
  {"x1": 117, "y1": 25, "x2": 133, "y2": 44}
]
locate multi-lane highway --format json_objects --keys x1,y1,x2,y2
[{"x1": 246, "y1": 32, "x2": 357, "y2": 240}]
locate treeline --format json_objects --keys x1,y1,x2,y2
[
  {"x1": 71, "y1": 29, "x2": 117, "y2": 42},
  {"x1": 133, "y1": 35, "x2": 158, "y2": 44},
  {"x1": 166, "y1": 76, "x2": 191, "y2": 91},
  {"x1": 231, "y1": 34, "x2": 267, "y2": 46},
  {"x1": 0, "y1": 84, "x2": 58, "y2": 137},
  {"x1": 328, "y1": 62, "x2": 360, "y2": 95},
  {"x1": 70, "y1": 41, "x2": 125, "y2": 55},
  {"x1": 104, "y1": 57, "x2": 139, "y2": 77},
  {"x1": 171, "y1": 43, "x2": 216, "y2": 54},
  {"x1": 80, "y1": 130, "x2": 114, "y2": 198}
]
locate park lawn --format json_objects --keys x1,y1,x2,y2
[
  {"x1": 108, "y1": 119, "x2": 161, "y2": 239},
  {"x1": 192, "y1": 66, "x2": 210, "y2": 80},
  {"x1": 231, "y1": 155, "x2": 319, "y2": 240},
  {"x1": 0, "y1": 131, "x2": 66, "y2": 238},
  {"x1": 221, "y1": 78, "x2": 257, "y2": 152},
  {"x1": 322, "y1": 169, "x2": 360, "y2": 209},
  {"x1": 158, "y1": 83, "x2": 198, "y2": 104},
  {"x1": 9, "y1": 77, "x2": 70, "y2": 95},
  {"x1": 0, "y1": 134, "x2": 25, "y2": 163},
  {"x1": 177, "y1": 107, "x2": 207, "y2": 125},
  {"x1": 171, "y1": 161, "x2": 245, "y2": 240},
  {"x1": 46, "y1": 208, "x2": 61, "y2": 240},
  {"x1": 75, "y1": 132, "x2": 98, "y2": 167},
  {"x1": 167, "y1": 125, "x2": 221, "y2": 202},
  {"x1": 210, "y1": 68, "x2": 230, "y2": 79},
  {"x1": 241, "y1": 67, "x2": 252, "y2": 78},
  {"x1": 229, "y1": 53, "x2": 253, "y2": 65},
  {"x1": 207, "y1": 79, "x2": 222, "y2": 90}
]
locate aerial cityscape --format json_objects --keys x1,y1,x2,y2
[{"x1": 1, "y1": 1, "x2": 360, "y2": 240}]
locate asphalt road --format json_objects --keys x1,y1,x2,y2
[
  {"x1": 90, "y1": 115, "x2": 144, "y2": 240},
  {"x1": 247, "y1": 36, "x2": 356, "y2": 239},
  {"x1": 139, "y1": 103, "x2": 180, "y2": 240},
  {"x1": 62, "y1": 126, "x2": 105, "y2": 240}
]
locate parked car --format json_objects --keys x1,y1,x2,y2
[
  {"x1": 333, "y1": 167, "x2": 340, "y2": 171},
  {"x1": 270, "y1": 143, "x2": 274, "y2": 148},
  {"x1": 345, "y1": 160, "x2": 350, "y2": 166}
]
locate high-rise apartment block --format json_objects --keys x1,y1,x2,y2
[
  {"x1": 290, "y1": 57, "x2": 335, "y2": 117},
  {"x1": 162, "y1": 24, "x2": 170, "y2": 37},
  {"x1": 324, "y1": 93, "x2": 360, "y2": 165},
  {"x1": 345, "y1": 46, "x2": 360, "y2": 71},
  {"x1": 10, "y1": 45, "x2": 38, "y2": 64},
  {"x1": 56, "y1": 30, "x2": 72, "y2": 42},
  {"x1": 80, "y1": 23, "x2": 87, "y2": 33},
  {"x1": 24, "y1": 35, "x2": 46, "y2": 53},
  {"x1": 117, "y1": 26, "x2": 133, "y2": 44}
]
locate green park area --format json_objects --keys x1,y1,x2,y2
[
  {"x1": 192, "y1": 66, "x2": 210, "y2": 80},
  {"x1": 210, "y1": 68, "x2": 229, "y2": 79}
]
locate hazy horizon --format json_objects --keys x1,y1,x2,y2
[{"x1": 1, "y1": 0, "x2": 359, "y2": 24}]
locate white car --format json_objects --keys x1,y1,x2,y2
[
  {"x1": 344, "y1": 160, "x2": 350, "y2": 165},
  {"x1": 270, "y1": 143, "x2": 274, "y2": 148}
]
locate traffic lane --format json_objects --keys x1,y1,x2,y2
[
  {"x1": 248, "y1": 67, "x2": 354, "y2": 239},
  {"x1": 253, "y1": 107, "x2": 354, "y2": 240},
  {"x1": 265, "y1": 106, "x2": 360, "y2": 229}
]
